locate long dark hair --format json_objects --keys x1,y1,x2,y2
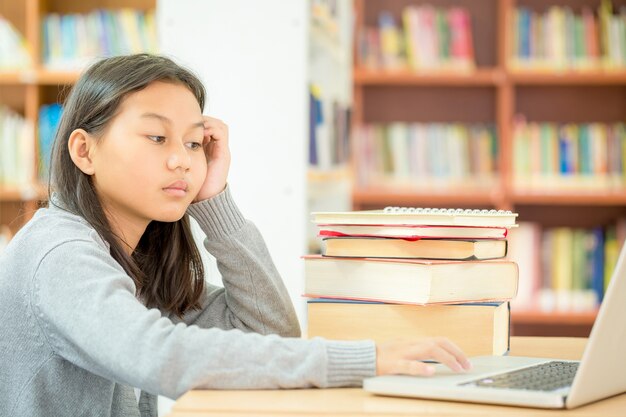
[{"x1": 49, "y1": 54, "x2": 205, "y2": 316}]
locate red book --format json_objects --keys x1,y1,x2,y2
[{"x1": 318, "y1": 224, "x2": 508, "y2": 240}]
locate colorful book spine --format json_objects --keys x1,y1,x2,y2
[
  {"x1": 354, "y1": 122, "x2": 497, "y2": 189},
  {"x1": 508, "y1": 222, "x2": 624, "y2": 311},
  {"x1": 358, "y1": 5, "x2": 475, "y2": 71},
  {"x1": 513, "y1": 119, "x2": 625, "y2": 191},
  {"x1": 37, "y1": 104, "x2": 63, "y2": 183},
  {"x1": 0, "y1": 15, "x2": 31, "y2": 69},
  {"x1": 308, "y1": 84, "x2": 351, "y2": 170},
  {"x1": 0, "y1": 106, "x2": 34, "y2": 188},
  {"x1": 510, "y1": 1, "x2": 626, "y2": 70},
  {"x1": 41, "y1": 8, "x2": 158, "y2": 70}
]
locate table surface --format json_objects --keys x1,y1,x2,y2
[{"x1": 167, "y1": 337, "x2": 626, "y2": 417}]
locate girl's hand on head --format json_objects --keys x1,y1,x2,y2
[
  {"x1": 376, "y1": 337, "x2": 472, "y2": 376},
  {"x1": 194, "y1": 116, "x2": 231, "y2": 202}
]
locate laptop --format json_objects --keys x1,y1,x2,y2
[{"x1": 363, "y1": 241, "x2": 626, "y2": 409}]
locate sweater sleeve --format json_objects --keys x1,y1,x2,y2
[
  {"x1": 31, "y1": 233, "x2": 376, "y2": 400},
  {"x1": 182, "y1": 185, "x2": 299, "y2": 337}
]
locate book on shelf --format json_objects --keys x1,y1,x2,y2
[
  {"x1": 354, "y1": 123, "x2": 498, "y2": 190},
  {"x1": 512, "y1": 118, "x2": 625, "y2": 191},
  {"x1": 508, "y1": 221, "x2": 626, "y2": 313},
  {"x1": 318, "y1": 224, "x2": 508, "y2": 239},
  {"x1": 41, "y1": 9, "x2": 157, "y2": 70},
  {"x1": 321, "y1": 237, "x2": 508, "y2": 261},
  {"x1": 357, "y1": 4, "x2": 475, "y2": 71},
  {"x1": 0, "y1": 15, "x2": 31, "y2": 70},
  {"x1": 510, "y1": 1, "x2": 626, "y2": 71},
  {"x1": 308, "y1": 84, "x2": 351, "y2": 170},
  {"x1": 303, "y1": 255, "x2": 519, "y2": 304},
  {"x1": 313, "y1": 207, "x2": 518, "y2": 228},
  {"x1": 505, "y1": 222, "x2": 541, "y2": 310},
  {"x1": 0, "y1": 106, "x2": 34, "y2": 188},
  {"x1": 307, "y1": 299, "x2": 510, "y2": 356},
  {"x1": 38, "y1": 104, "x2": 63, "y2": 183}
]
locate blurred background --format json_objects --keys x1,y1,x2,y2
[{"x1": 1, "y1": 0, "x2": 626, "y2": 344}]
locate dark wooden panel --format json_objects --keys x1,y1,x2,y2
[
  {"x1": 363, "y1": 86, "x2": 496, "y2": 123},
  {"x1": 0, "y1": 202, "x2": 27, "y2": 236},
  {"x1": 514, "y1": 204, "x2": 626, "y2": 228},
  {"x1": 0, "y1": 85, "x2": 27, "y2": 114},
  {"x1": 40, "y1": 84, "x2": 72, "y2": 106},
  {"x1": 516, "y1": 86, "x2": 626, "y2": 123},
  {"x1": 511, "y1": 322, "x2": 592, "y2": 337}
]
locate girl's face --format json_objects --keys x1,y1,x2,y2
[{"x1": 90, "y1": 81, "x2": 207, "y2": 225}]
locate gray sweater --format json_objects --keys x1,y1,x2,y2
[{"x1": 0, "y1": 187, "x2": 376, "y2": 417}]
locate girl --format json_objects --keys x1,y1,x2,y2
[{"x1": 0, "y1": 54, "x2": 471, "y2": 417}]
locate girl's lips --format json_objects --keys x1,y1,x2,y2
[
  {"x1": 165, "y1": 180, "x2": 188, "y2": 191},
  {"x1": 163, "y1": 188, "x2": 186, "y2": 197},
  {"x1": 163, "y1": 180, "x2": 188, "y2": 197}
]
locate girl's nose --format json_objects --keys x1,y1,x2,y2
[{"x1": 166, "y1": 143, "x2": 191, "y2": 171}]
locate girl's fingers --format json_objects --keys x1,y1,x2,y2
[
  {"x1": 407, "y1": 339, "x2": 470, "y2": 373},
  {"x1": 422, "y1": 344, "x2": 464, "y2": 373},
  {"x1": 396, "y1": 359, "x2": 436, "y2": 376},
  {"x1": 436, "y1": 338, "x2": 472, "y2": 370},
  {"x1": 204, "y1": 125, "x2": 228, "y2": 142}
]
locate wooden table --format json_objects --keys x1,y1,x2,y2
[{"x1": 167, "y1": 337, "x2": 626, "y2": 416}]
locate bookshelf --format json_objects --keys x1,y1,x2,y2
[
  {"x1": 351, "y1": 0, "x2": 626, "y2": 336},
  {"x1": 0, "y1": 0, "x2": 156, "y2": 237}
]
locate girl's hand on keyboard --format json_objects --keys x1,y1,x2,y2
[{"x1": 376, "y1": 337, "x2": 472, "y2": 376}]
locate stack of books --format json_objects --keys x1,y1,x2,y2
[{"x1": 304, "y1": 207, "x2": 519, "y2": 356}]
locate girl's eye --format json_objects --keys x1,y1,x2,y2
[
  {"x1": 147, "y1": 135, "x2": 166, "y2": 143},
  {"x1": 186, "y1": 141, "x2": 203, "y2": 150}
]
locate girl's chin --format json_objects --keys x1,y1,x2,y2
[{"x1": 152, "y1": 209, "x2": 188, "y2": 223}]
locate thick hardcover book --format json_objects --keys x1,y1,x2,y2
[
  {"x1": 321, "y1": 237, "x2": 508, "y2": 260},
  {"x1": 303, "y1": 255, "x2": 519, "y2": 304},
  {"x1": 307, "y1": 300, "x2": 510, "y2": 356}
]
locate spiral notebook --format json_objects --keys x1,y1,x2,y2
[{"x1": 312, "y1": 207, "x2": 518, "y2": 228}]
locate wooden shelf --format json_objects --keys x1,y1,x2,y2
[
  {"x1": 509, "y1": 70, "x2": 626, "y2": 85},
  {"x1": 512, "y1": 310, "x2": 598, "y2": 326},
  {"x1": 0, "y1": 71, "x2": 27, "y2": 84},
  {"x1": 511, "y1": 191, "x2": 626, "y2": 206},
  {"x1": 0, "y1": 69, "x2": 82, "y2": 85},
  {"x1": 352, "y1": 187, "x2": 501, "y2": 208},
  {"x1": 0, "y1": 185, "x2": 48, "y2": 202},
  {"x1": 353, "y1": 67, "x2": 504, "y2": 86},
  {"x1": 36, "y1": 69, "x2": 82, "y2": 85}
]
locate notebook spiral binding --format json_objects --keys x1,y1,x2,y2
[{"x1": 383, "y1": 207, "x2": 514, "y2": 215}]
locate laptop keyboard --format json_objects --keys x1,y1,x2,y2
[{"x1": 461, "y1": 361, "x2": 579, "y2": 392}]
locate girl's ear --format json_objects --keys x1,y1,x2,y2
[{"x1": 68, "y1": 129, "x2": 97, "y2": 175}]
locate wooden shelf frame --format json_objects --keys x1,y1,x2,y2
[{"x1": 353, "y1": 67, "x2": 505, "y2": 86}]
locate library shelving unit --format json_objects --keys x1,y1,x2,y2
[
  {"x1": 0, "y1": 0, "x2": 155, "y2": 236},
  {"x1": 352, "y1": 0, "x2": 626, "y2": 336}
]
